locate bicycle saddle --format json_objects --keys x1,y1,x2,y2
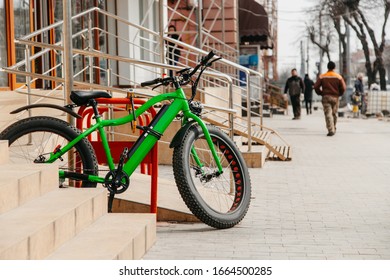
[{"x1": 70, "y1": 91, "x2": 112, "y2": 106}]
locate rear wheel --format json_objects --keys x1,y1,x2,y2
[
  {"x1": 0, "y1": 116, "x2": 98, "y2": 187},
  {"x1": 172, "y1": 124, "x2": 251, "y2": 229}
]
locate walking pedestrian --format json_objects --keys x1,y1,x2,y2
[
  {"x1": 354, "y1": 72, "x2": 365, "y2": 114},
  {"x1": 304, "y1": 74, "x2": 314, "y2": 115},
  {"x1": 314, "y1": 61, "x2": 346, "y2": 136},
  {"x1": 284, "y1": 68, "x2": 304, "y2": 120}
]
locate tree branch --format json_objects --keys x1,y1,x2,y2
[{"x1": 379, "y1": 0, "x2": 390, "y2": 52}]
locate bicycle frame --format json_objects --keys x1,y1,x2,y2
[{"x1": 52, "y1": 87, "x2": 223, "y2": 184}]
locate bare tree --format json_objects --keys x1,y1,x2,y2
[
  {"x1": 306, "y1": 2, "x2": 334, "y2": 71},
  {"x1": 384, "y1": 45, "x2": 390, "y2": 81},
  {"x1": 307, "y1": 25, "x2": 332, "y2": 62},
  {"x1": 326, "y1": 1, "x2": 348, "y2": 78},
  {"x1": 306, "y1": 0, "x2": 389, "y2": 89},
  {"x1": 342, "y1": 0, "x2": 389, "y2": 89}
]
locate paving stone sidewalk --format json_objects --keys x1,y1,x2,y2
[{"x1": 144, "y1": 107, "x2": 390, "y2": 260}]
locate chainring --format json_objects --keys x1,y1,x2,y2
[{"x1": 104, "y1": 170, "x2": 130, "y2": 194}]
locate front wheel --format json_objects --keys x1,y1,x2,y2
[{"x1": 172, "y1": 124, "x2": 251, "y2": 229}]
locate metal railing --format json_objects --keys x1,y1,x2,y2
[{"x1": 2, "y1": 4, "x2": 264, "y2": 151}]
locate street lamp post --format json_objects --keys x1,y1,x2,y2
[
  {"x1": 319, "y1": 7, "x2": 323, "y2": 75},
  {"x1": 345, "y1": 6, "x2": 351, "y2": 88},
  {"x1": 63, "y1": 0, "x2": 73, "y2": 106},
  {"x1": 343, "y1": 0, "x2": 354, "y2": 88}
]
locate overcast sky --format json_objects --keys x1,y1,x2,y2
[
  {"x1": 278, "y1": 0, "x2": 324, "y2": 76},
  {"x1": 277, "y1": 0, "x2": 311, "y2": 74}
]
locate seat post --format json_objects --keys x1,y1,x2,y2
[{"x1": 89, "y1": 99, "x2": 102, "y2": 119}]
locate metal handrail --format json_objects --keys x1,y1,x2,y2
[
  {"x1": 18, "y1": 8, "x2": 97, "y2": 41},
  {"x1": 15, "y1": 6, "x2": 260, "y2": 88},
  {"x1": 4, "y1": 5, "x2": 265, "y2": 148},
  {"x1": 15, "y1": 6, "x2": 260, "y2": 91},
  {"x1": 13, "y1": 27, "x2": 89, "y2": 69}
]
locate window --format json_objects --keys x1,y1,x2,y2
[
  {"x1": 13, "y1": 0, "x2": 32, "y2": 83},
  {"x1": 0, "y1": 0, "x2": 7, "y2": 87}
]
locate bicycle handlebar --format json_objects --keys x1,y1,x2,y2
[
  {"x1": 140, "y1": 77, "x2": 173, "y2": 87},
  {"x1": 140, "y1": 51, "x2": 219, "y2": 88},
  {"x1": 201, "y1": 51, "x2": 215, "y2": 66},
  {"x1": 188, "y1": 51, "x2": 216, "y2": 77},
  {"x1": 140, "y1": 78, "x2": 162, "y2": 87}
]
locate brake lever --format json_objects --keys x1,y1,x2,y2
[
  {"x1": 177, "y1": 67, "x2": 191, "y2": 75},
  {"x1": 206, "y1": 57, "x2": 222, "y2": 67},
  {"x1": 152, "y1": 83, "x2": 163, "y2": 91},
  {"x1": 151, "y1": 79, "x2": 172, "y2": 91}
]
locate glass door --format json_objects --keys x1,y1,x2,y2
[
  {"x1": 53, "y1": 0, "x2": 107, "y2": 84},
  {"x1": 0, "y1": 0, "x2": 8, "y2": 87},
  {"x1": 13, "y1": 0, "x2": 34, "y2": 85}
]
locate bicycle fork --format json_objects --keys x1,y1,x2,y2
[{"x1": 186, "y1": 114, "x2": 224, "y2": 176}]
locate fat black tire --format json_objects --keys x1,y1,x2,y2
[
  {"x1": 0, "y1": 116, "x2": 98, "y2": 188},
  {"x1": 172, "y1": 124, "x2": 251, "y2": 229}
]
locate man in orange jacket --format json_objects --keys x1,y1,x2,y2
[{"x1": 314, "y1": 61, "x2": 346, "y2": 136}]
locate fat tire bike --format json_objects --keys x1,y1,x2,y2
[{"x1": 0, "y1": 51, "x2": 251, "y2": 229}]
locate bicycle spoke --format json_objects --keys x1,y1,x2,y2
[{"x1": 187, "y1": 135, "x2": 240, "y2": 213}]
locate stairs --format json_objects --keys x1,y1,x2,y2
[
  {"x1": 0, "y1": 140, "x2": 156, "y2": 260},
  {"x1": 202, "y1": 114, "x2": 292, "y2": 162}
]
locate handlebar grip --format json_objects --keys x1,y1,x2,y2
[
  {"x1": 201, "y1": 51, "x2": 215, "y2": 65},
  {"x1": 141, "y1": 78, "x2": 161, "y2": 87}
]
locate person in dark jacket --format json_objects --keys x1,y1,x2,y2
[
  {"x1": 304, "y1": 74, "x2": 314, "y2": 115},
  {"x1": 284, "y1": 68, "x2": 305, "y2": 120},
  {"x1": 167, "y1": 25, "x2": 181, "y2": 77},
  {"x1": 354, "y1": 72, "x2": 365, "y2": 114}
]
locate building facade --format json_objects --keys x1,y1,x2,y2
[
  {"x1": 0, "y1": 0, "x2": 107, "y2": 90},
  {"x1": 0, "y1": 0, "x2": 277, "y2": 90}
]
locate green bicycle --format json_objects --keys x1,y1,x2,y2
[{"x1": 0, "y1": 51, "x2": 251, "y2": 229}]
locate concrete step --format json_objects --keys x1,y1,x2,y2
[
  {"x1": 46, "y1": 213, "x2": 156, "y2": 260},
  {"x1": 0, "y1": 163, "x2": 58, "y2": 214},
  {"x1": 263, "y1": 110, "x2": 272, "y2": 118},
  {"x1": 0, "y1": 99, "x2": 157, "y2": 260},
  {"x1": 0, "y1": 140, "x2": 9, "y2": 164},
  {"x1": 271, "y1": 107, "x2": 287, "y2": 115},
  {"x1": 0, "y1": 187, "x2": 107, "y2": 259},
  {"x1": 241, "y1": 144, "x2": 269, "y2": 168},
  {"x1": 113, "y1": 173, "x2": 199, "y2": 223}
]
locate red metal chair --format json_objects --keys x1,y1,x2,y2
[{"x1": 76, "y1": 97, "x2": 159, "y2": 214}]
